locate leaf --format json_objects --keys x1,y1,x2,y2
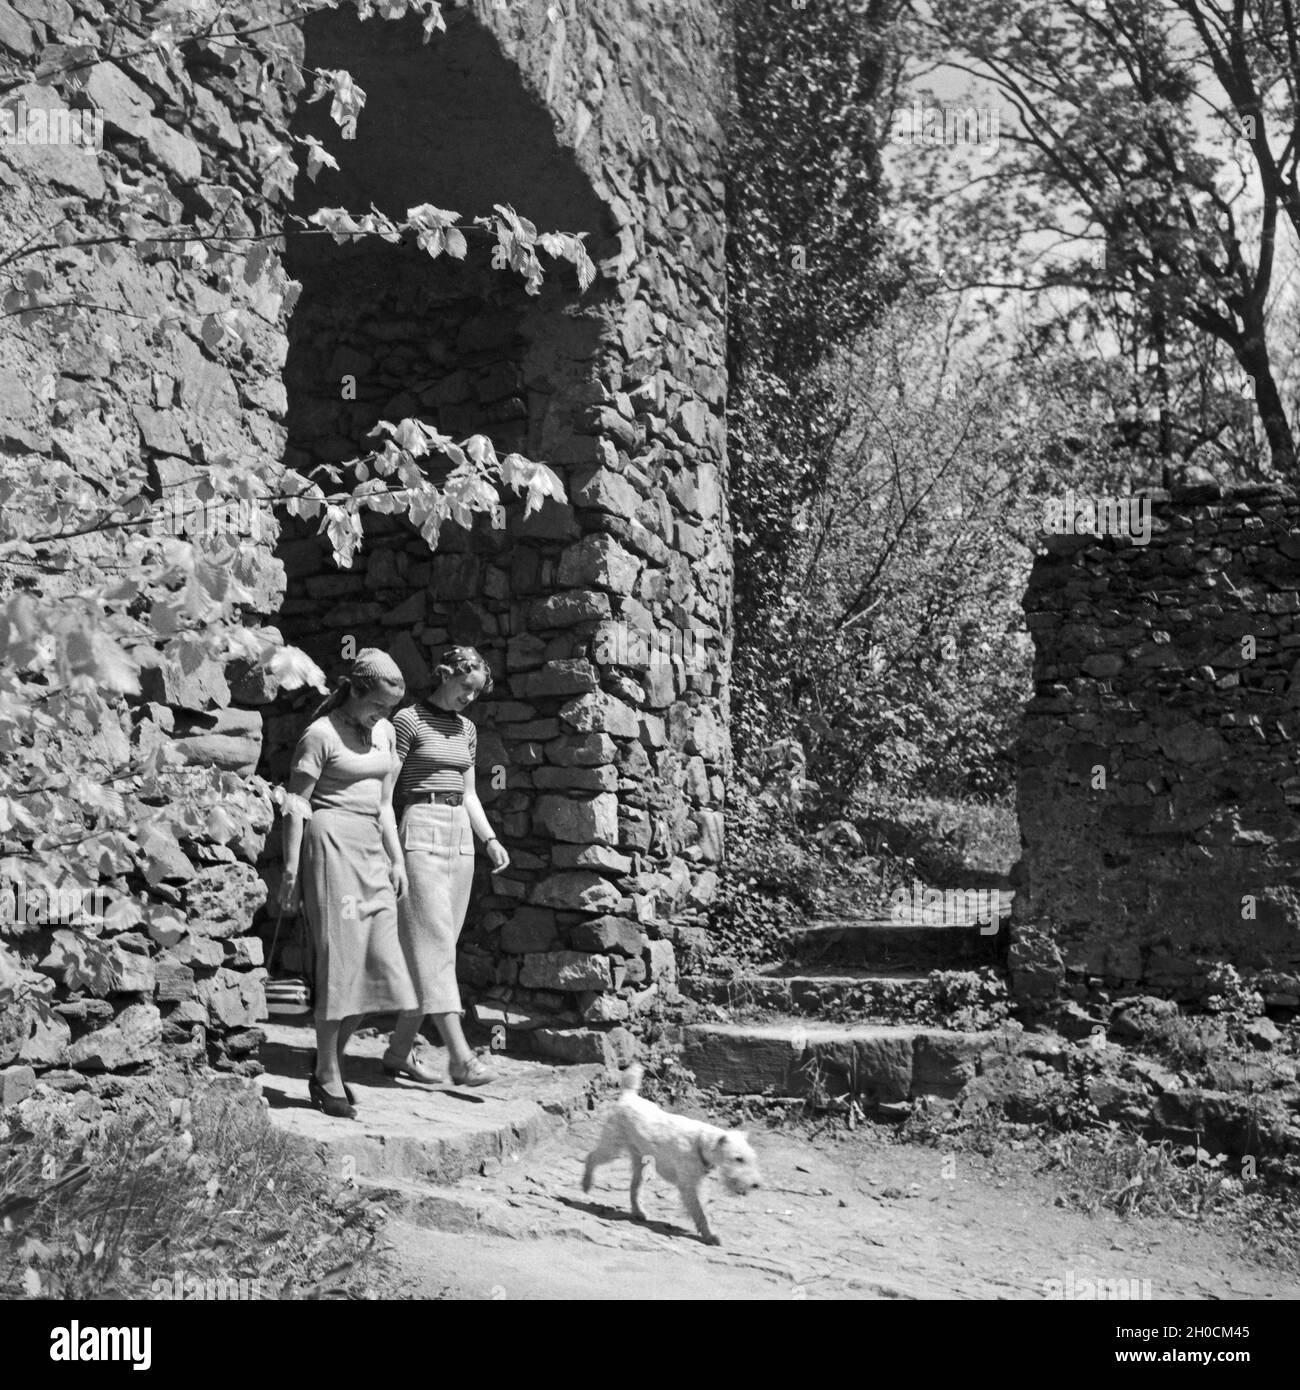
[
  {"x1": 266, "y1": 645, "x2": 327, "y2": 694},
  {"x1": 307, "y1": 69, "x2": 367, "y2": 138},
  {"x1": 206, "y1": 805, "x2": 238, "y2": 844},
  {"x1": 21, "y1": 1267, "x2": 40, "y2": 1298}
]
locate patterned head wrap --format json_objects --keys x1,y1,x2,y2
[{"x1": 349, "y1": 648, "x2": 405, "y2": 685}]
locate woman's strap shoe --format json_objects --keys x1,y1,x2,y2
[
  {"x1": 309, "y1": 1051, "x2": 355, "y2": 1105},
  {"x1": 381, "y1": 1049, "x2": 444, "y2": 1085},
  {"x1": 308, "y1": 1074, "x2": 355, "y2": 1119},
  {"x1": 448, "y1": 1054, "x2": 496, "y2": 1087}
]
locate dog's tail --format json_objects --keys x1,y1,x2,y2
[{"x1": 618, "y1": 1062, "x2": 644, "y2": 1095}]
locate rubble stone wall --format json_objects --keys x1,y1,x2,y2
[
  {"x1": 1013, "y1": 483, "x2": 1300, "y2": 1011},
  {"x1": 0, "y1": 0, "x2": 730, "y2": 1091},
  {"x1": 0, "y1": 0, "x2": 301, "y2": 1092},
  {"x1": 263, "y1": 2, "x2": 731, "y2": 1068}
]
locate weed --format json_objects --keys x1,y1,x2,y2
[
  {"x1": 1043, "y1": 1124, "x2": 1237, "y2": 1220},
  {"x1": 0, "y1": 1079, "x2": 392, "y2": 1300}
]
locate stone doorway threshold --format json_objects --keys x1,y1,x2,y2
[{"x1": 259, "y1": 1019, "x2": 606, "y2": 1187}]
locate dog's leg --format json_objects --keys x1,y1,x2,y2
[
  {"x1": 679, "y1": 1181, "x2": 720, "y2": 1246},
  {"x1": 629, "y1": 1152, "x2": 649, "y2": 1222},
  {"x1": 582, "y1": 1129, "x2": 621, "y2": 1194}
]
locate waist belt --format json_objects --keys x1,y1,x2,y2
[{"x1": 414, "y1": 791, "x2": 463, "y2": 806}]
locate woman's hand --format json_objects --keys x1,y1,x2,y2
[
  {"x1": 486, "y1": 838, "x2": 510, "y2": 874},
  {"x1": 390, "y1": 858, "x2": 409, "y2": 900},
  {"x1": 278, "y1": 869, "x2": 300, "y2": 915}
]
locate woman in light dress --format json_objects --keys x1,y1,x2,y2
[
  {"x1": 279, "y1": 648, "x2": 413, "y2": 1118},
  {"x1": 386, "y1": 645, "x2": 509, "y2": 1088}
]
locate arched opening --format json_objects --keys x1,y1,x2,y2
[{"x1": 260, "y1": 7, "x2": 618, "y2": 1010}]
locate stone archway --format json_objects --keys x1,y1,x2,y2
[
  {"x1": 255, "y1": 3, "x2": 732, "y2": 1067},
  {"x1": 261, "y1": 8, "x2": 656, "y2": 1063}
]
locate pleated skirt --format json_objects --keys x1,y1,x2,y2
[
  {"x1": 301, "y1": 807, "x2": 419, "y2": 1022},
  {"x1": 397, "y1": 802, "x2": 475, "y2": 1016}
]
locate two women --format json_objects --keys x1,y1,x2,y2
[{"x1": 279, "y1": 645, "x2": 506, "y2": 1119}]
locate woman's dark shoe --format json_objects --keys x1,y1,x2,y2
[
  {"x1": 309, "y1": 1050, "x2": 355, "y2": 1106},
  {"x1": 308, "y1": 1073, "x2": 355, "y2": 1119}
]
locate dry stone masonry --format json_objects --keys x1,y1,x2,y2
[
  {"x1": 1014, "y1": 482, "x2": 1300, "y2": 1012},
  {"x1": 263, "y1": 2, "x2": 730, "y2": 1068},
  {"x1": 0, "y1": 0, "x2": 729, "y2": 1087},
  {"x1": 0, "y1": 0, "x2": 299, "y2": 1090}
]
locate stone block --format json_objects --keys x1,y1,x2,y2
[
  {"x1": 524, "y1": 659, "x2": 599, "y2": 699},
  {"x1": 545, "y1": 733, "x2": 616, "y2": 766},
  {"x1": 552, "y1": 843, "x2": 632, "y2": 874},
  {"x1": 557, "y1": 535, "x2": 640, "y2": 594},
  {"x1": 168, "y1": 935, "x2": 224, "y2": 969},
  {"x1": 577, "y1": 991, "x2": 629, "y2": 1023},
  {"x1": 0, "y1": 1064, "x2": 36, "y2": 1107},
  {"x1": 568, "y1": 916, "x2": 645, "y2": 956},
  {"x1": 571, "y1": 465, "x2": 641, "y2": 517},
  {"x1": 84, "y1": 61, "x2": 201, "y2": 181},
  {"x1": 527, "y1": 872, "x2": 623, "y2": 912},
  {"x1": 530, "y1": 1025, "x2": 635, "y2": 1068},
  {"x1": 534, "y1": 792, "x2": 618, "y2": 844},
  {"x1": 911, "y1": 1031, "x2": 1000, "y2": 1098},
  {"x1": 16, "y1": 1008, "x2": 70, "y2": 1066},
  {"x1": 195, "y1": 968, "x2": 267, "y2": 1030},
  {"x1": 0, "y1": 83, "x2": 105, "y2": 198},
  {"x1": 184, "y1": 863, "x2": 267, "y2": 940},
  {"x1": 558, "y1": 692, "x2": 641, "y2": 737},
  {"x1": 140, "y1": 655, "x2": 231, "y2": 712},
  {"x1": 223, "y1": 936, "x2": 264, "y2": 968},
  {"x1": 643, "y1": 939, "x2": 677, "y2": 983},
  {"x1": 169, "y1": 707, "x2": 262, "y2": 776},
  {"x1": 529, "y1": 590, "x2": 612, "y2": 628},
  {"x1": 65, "y1": 1003, "x2": 162, "y2": 1071},
  {"x1": 684, "y1": 1026, "x2": 805, "y2": 1095},
  {"x1": 519, "y1": 951, "x2": 611, "y2": 992},
  {"x1": 0, "y1": 6, "x2": 37, "y2": 58},
  {"x1": 532, "y1": 765, "x2": 618, "y2": 791},
  {"x1": 155, "y1": 955, "x2": 197, "y2": 1003}
]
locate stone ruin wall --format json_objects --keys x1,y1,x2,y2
[
  {"x1": 1013, "y1": 482, "x2": 1300, "y2": 1015},
  {"x1": 0, "y1": 0, "x2": 298, "y2": 1096},
  {"x1": 0, "y1": 0, "x2": 729, "y2": 1093},
  {"x1": 261, "y1": 1, "x2": 731, "y2": 1068}
]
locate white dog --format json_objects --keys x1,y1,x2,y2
[{"x1": 582, "y1": 1063, "x2": 762, "y2": 1246}]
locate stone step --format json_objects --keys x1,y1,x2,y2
[
  {"x1": 260, "y1": 1020, "x2": 605, "y2": 1187},
  {"x1": 356, "y1": 1173, "x2": 593, "y2": 1242},
  {"x1": 356, "y1": 1174, "x2": 532, "y2": 1236},
  {"x1": 683, "y1": 1021, "x2": 1023, "y2": 1104},
  {"x1": 698, "y1": 968, "x2": 936, "y2": 1015},
  {"x1": 792, "y1": 918, "x2": 1005, "y2": 969}
]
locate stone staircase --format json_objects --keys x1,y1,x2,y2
[
  {"x1": 682, "y1": 897, "x2": 1021, "y2": 1113},
  {"x1": 260, "y1": 1020, "x2": 606, "y2": 1191}
]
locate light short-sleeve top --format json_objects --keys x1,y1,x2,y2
[
  {"x1": 393, "y1": 702, "x2": 477, "y2": 800},
  {"x1": 290, "y1": 714, "x2": 398, "y2": 816}
]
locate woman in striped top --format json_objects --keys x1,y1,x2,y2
[{"x1": 384, "y1": 645, "x2": 510, "y2": 1088}]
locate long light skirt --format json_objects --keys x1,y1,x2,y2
[
  {"x1": 397, "y1": 803, "x2": 475, "y2": 1016},
  {"x1": 301, "y1": 807, "x2": 419, "y2": 1022}
]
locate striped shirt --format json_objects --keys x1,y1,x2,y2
[{"x1": 393, "y1": 702, "x2": 477, "y2": 801}]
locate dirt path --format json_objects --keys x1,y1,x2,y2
[{"x1": 383, "y1": 1105, "x2": 1298, "y2": 1301}]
